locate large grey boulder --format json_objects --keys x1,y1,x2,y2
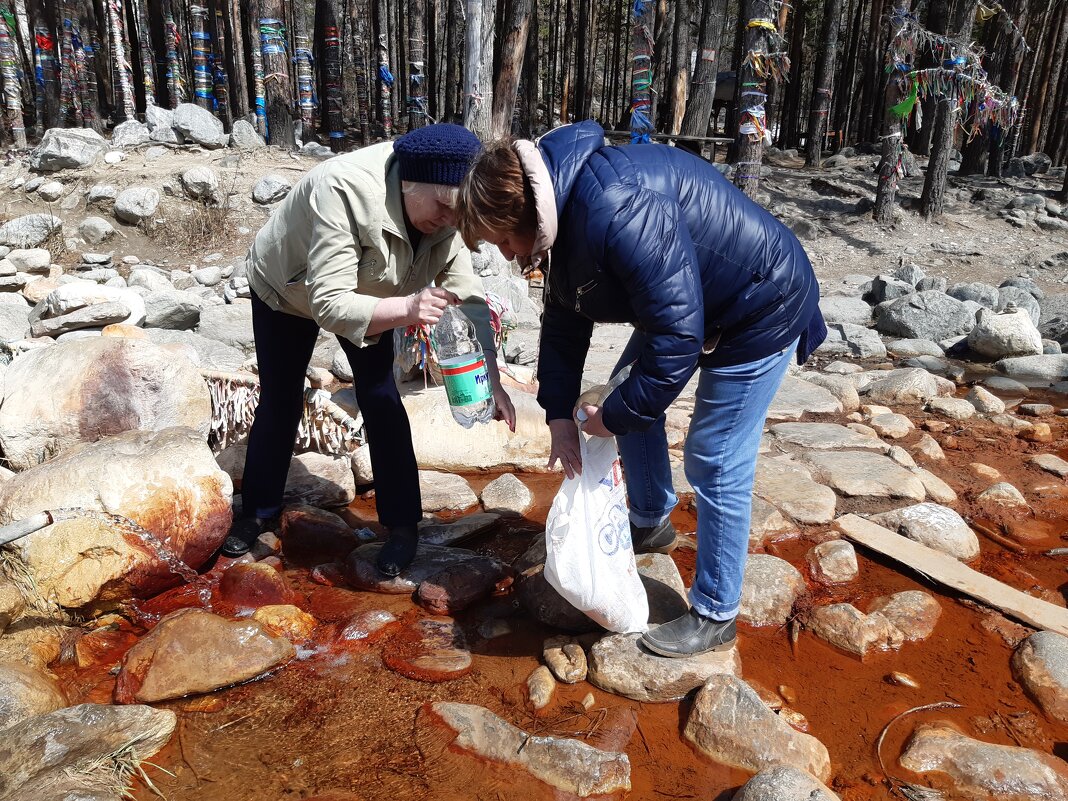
[
  {"x1": 1012, "y1": 631, "x2": 1068, "y2": 723},
  {"x1": 141, "y1": 327, "x2": 246, "y2": 370},
  {"x1": 171, "y1": 103, "x2": 228, "y2": 148},
  {"x1": 29, "y1": 280, "x2": 146, "y2": 329},
  {"x1": 230, "y1": 119, "x2": 267, "y2": 150},
  {"x1": 29, "y1": 128, "x2": 107, "y2": 171},
  {"x1": 0, "y1": 304, "x2": 30, "y2": 342},
  {"x1": 997, "y1": 286, "x2": 1042, "y2": 324},
  {"x1": 874, "y1": 290, "x2": 976, "y2": 341},
  {"x1": 819, "y1": 295, "x2": 872, "y2": 326},
  {"x1": 143, "y1": 289, "x2": 203, "y2": 330},
  {"x1": 0, "y1": 337, "x2": 210, "y2": 470},
  {"x1": 114, "y1": 186, "x2": 161, "y2": 224},
  {"x1": 864, "y1": 367, "x2": 946, "y2": 405},
  {"x1": 948, "y1": 281, "x2": 999, "y2": 309},
  {"x1": 968, "y1": 307, "x2": 1043, "y2": 360},
  {"x1": 1039, "y1": 293, "x2": 1068, "y2": 347},
  {"x1": 817, "y1": 322, "x2": 887, "y2": 358},
  {"x1": 111, "y1": 120, "x2": 151, "y2": 148},
  {"x1": 77, "y1": 216, "x2": 115, "y2": 245},
  {"x1": 733, "y1": 766, "x2": 841, "y2": 801},
  {"x1": 196, "y1": 301, "x2": 255, "y2": 351},
  {"x1": 995, "y1": 354, "x2": 1068, "y2": 382},
  {"x1": 0, "y1": 214, "x2": 62, "y2": 248},
  {"x1": 181, "y1": 166, "x2": 220, "y2": 201},
  {"x1": 253, "y1": 174, "x2": 292, "y2": 204}
]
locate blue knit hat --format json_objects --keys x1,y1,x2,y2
[{"x1": 393, "y1": 123, "x2": 482, "y2": 186}]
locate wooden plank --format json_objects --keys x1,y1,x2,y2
[
  {"x1": 835, "y1": 514, "x2": 1068, "y2": 637},
  {"x1": 604, "y1": 130, "x2": 734, "y2": 144}
]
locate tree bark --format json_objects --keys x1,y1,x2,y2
[
  {"x1": 406, "y1": 0, "x2": 426, "y2": 129},
  {"x1": 293, "y1": 0, "x2": 315, "y2": 141},
  {"x1": 1025, "y1": 1, "x2": 1062, "y2": 153},
  {"x1": 318, "y1": 0, "x2": 344, "y2": 146},
  {"x1": 680, "y1": 0, "x2": 726, "y2": 137},
  {"x1": 651, "y1": 0, "x2": 672, "y2": 128},
  {"x1": 375, "y1": 0, "x2": 393, "y2": 137},
  {"x1": 260, "y1": 0, "x2": 295, "y2": 147},
  {"x1": 833, "y1": 0, "x2": 864, "y2": 149},
  {"x1": 734, "y1": 0, "x2": 777, "y2": 197},
  {"x1": 443, "y1": 0, "x2": 461, "y2": 122},
  {"x1": 574, "y1": 0, "x2": 590, "y2": 119},
  {"x1": 0, "y1": 1, "x2": 26, "y2": 146},
  {"x1": 779, "y1": 0, "x2": 805, "y2": 147},
  {"x1": 559, "y1": 0, "x2": 574, "y2": 123},
  {"x1": 666, "y1": 0, "x2": 691, "y2": 133},
  {"x1": 491, "y1": 0, "x2": 532, "y2": 136},
  {"x1": 805, "y1": 0, "x2": 844, "y2": 165},
  {"x1": 30, "y1": 0, "x2": 60, "y2": 131},
  {"x1": 462, "y1": 0, "x2": 493, "y2": 138},
  {"x1": 1037, "y1": 2, "x2": 1068, "y2": 153},
  {"x1": 920, "y1": 0, "x2": 978, "y2": 219},
  {"x1": 520, "y1": 0, "x2": 538, "y2": 133},
  {"x1": 353, "y1": 0, "x2": 372, "y2": 142},
  {"x1": 873, "y1": 0, "x2": 912, "y2": 223},
  {"x1": 1058, "y1": 162, "x2": 1068, "y2": 203},
  {"x1": 228, "y1": 0, "x2": 249, "y2": 119},
  {"x1": 856, "y1": 0, "x2": 885, "y2": 145}
]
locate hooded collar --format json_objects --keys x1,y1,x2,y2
[
  {"x1": 513, "y1": 139, "x2": 558, "y2": 270},
  {"x1": 535, "y1": 121, "x2": 606, "y2": 218}
]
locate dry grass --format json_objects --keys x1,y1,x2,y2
[{"x1": 145, "y1": 197, "x2": 236, "y2": 254}]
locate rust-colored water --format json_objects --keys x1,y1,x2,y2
[{"x1": 50, "y1": 409, "x2": 1068, "y2": 801}]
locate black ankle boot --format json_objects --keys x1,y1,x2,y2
[
  {"x1": 376, "y1": 524, "x2": 419, "y2": 577},
  {"x1": 630, "y1": 519, "x2": 679, "y2": 554},
  {"x1": 220, "y1": 517, "x2": 266, "y2": 558},
  {"x1": 640, "y1": 608, "x2": 737, "y2": 658}
]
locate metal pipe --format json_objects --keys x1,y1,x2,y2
[{"x1": 0, "y1": 511, "x2": 54, "y2": 546}]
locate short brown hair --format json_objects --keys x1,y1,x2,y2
[{"x1": 457, "y1": 139, "x2": 537, "y2": 250}]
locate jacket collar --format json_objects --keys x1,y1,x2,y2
[
  {"x1": 513, "y1": 139, "x2": 558, "y2": 270},
  {"x1": 536, "y1": 121, "x2": 606, "y2": 218}
]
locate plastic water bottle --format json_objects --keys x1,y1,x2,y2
[{"x1": 432, "y1": 306, "x2": 496, "y2": 428}]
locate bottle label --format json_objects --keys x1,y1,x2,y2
[{"x1": 439, "y1": 354, "x2": 492, "y2": 407}]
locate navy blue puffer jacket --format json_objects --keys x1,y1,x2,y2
[{"x1": 535, "y1": 121, "x2": 826, "y2": 435}]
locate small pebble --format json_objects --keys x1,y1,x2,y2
[
  {"x1": 581, "y1": 692, "x2": 596, "y2": 710},
  {"x1": 886, "y1": 671, "x2": 920, "y2": 688}
]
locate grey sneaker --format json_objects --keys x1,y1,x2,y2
[
  {"x1": 640, "y1": 608, "x2": 737, "y2": 658},
  {"x1": 630, "y1": 519, "x2": 679, "y2": 554}
]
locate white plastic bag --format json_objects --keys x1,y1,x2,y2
[{"x1": 543, "y1": 432, "x2": 650, "y2": 633}]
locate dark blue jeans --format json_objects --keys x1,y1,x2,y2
[{"x1": 241, "y1": 290, "x2": 421, "y2": 528}]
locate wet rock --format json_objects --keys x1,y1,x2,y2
[
  {"x1": 638, "y1": 552, "x2": 690, "y2": 624},
  {"x1": 527, "y1": 665, "x2": 557, "y2": 709},
  {"x1": 899, "y1": 724, "x2": 1068, "y2": 800},
  {"x1": 0, "y1": 213, "x2": 62, "y2": 248},
  {"x1": 0, "y1": 337, "x2": 207, "y2": 469},
  {"x1": 968, "y1": 307, "x2": 1043, "y2": 360},
  {"x1": 285, "y1": 451, "x2": 356, "y2": 508},
  {"x1": 421, "y1": 701, "x2": 631, "y2": 796},
  {"x1": 113, "y1": 186, "x2": 161, "y2": 225},
  {"x1": 0, "y1": 428, "x2": 231, "y2": 607},
  {"x1": 733, "y1": 765, "x2": 841, "y2": 801},
  {"x1": 888, "y1": 338, "x2": 944, "y2": 357},
  {"x1": 0, "y1": 663, "x2": 67, "y2": 730},
  {"x1": 767, "y1": 376, "x2": 843, "y2": 421},
  {"x1": 869, "y1": 590, "x2": 941, "y2": 640},
  {"x1": 479, "y1": 474, "x2": 532, "y2": 516},
  {"x1": 874, "y1": 290, "x2": 976, "y2": 342},
  {"x1": 419, "y1": 512, "x2": 500, "y2": 547},
  {"x1": 868, "y1": 412, "x2": 914, "y2": 439},
  {"x1": 684, "y1": 675, "x2": 831, "y2": 781},
  {"x1": 30, "y1": 128, "x2": 107, "y2": 171},
  {"x1": 338, "y1": 609, "x2": 398, "y2": 643},
  {"x1": 806, "y1": 539, "x2": 858, "y2": 584},
  {"x1": 749, "y1": 496, "x2": 795, "y2": 547},
  {"x1": 588, "y1": 632, "x2": 741, "y2": 702},
  {"x1": 753, "y1": 457, "x2": 837, "y2": 524},
  {"x1": 278, "y1": 504, "x2": 356, "y2": 560},
  {"x1": 996, "y1": 354, "x2": 1068, "y2": 382},
  {"x1": 252, "y1": 604, "x2": 317, "y2": 642},
  {"x1": 802, "y1": 450, "x2": 926, "y2": 501},
  {"x1": 543, "y1": 636, "x2": 588, "y2": 683},
  {"x1": 978, "y1": 481, "x2": 1028, "y2": 506},
  {"x1": 219, "y1": 562, "x2": 295, "y2": 609},
  {"x1": 345, "y1": 542, "x2": 480, "y2": 594},
  {"x1": 0, "y1": 703, "x2": 175, "y2": 801},
  {"x1": 870, "y1": 503, "x2": 979, "y2": 561},
  {"x1": 417, "y1": 555, "x2": 511, "y2": 615},
  {"x1": 253, "y1": 174, "x2": 292, "y2": 204},
  {"x1": 966, "y1": 385, "x2": 1006, "y2": 414},
  {"x1": 770, "y1": 422, "x2": 886, "y2": 452},
  {"x1": 172, "y1": 103, "x2": 228, "y2": 148},
  {"x1": 806, "y1": 604, "x2": 904, "y2": 656},
  {"x1": 925, "y1": 397, "x2": 976, "y2": 420},
  {"x1": 799, "y1": 373, "x2": 861, "y2": 412},
  {"x1": 420, "y1": 470, "x2": 478, "y2": 512},
  {"x1": 740, "y1": 554, "x2": 806, "y2": 626},
  {"x1": 516, "y1": 564, "x2": 601, "y2": 632},
  {"x1": 230, "y1": 119, "x2": 266, "y2": 150},
  {"x1": 1012, "y1": 631, "x2": 1068, "y2": 723},
  {"x1": 816, "y1": 323, "x2": 887, "y2": 359},
  {"x1": 115, "y1": 608, "x2": 294, "y2": 702},
  {"x1": 1031, "y1": 453, "x2": 1068, "y2": 478},
  {"x1": 383, "y1": 617, "x2": 473, "y2": 681},
  {"x1": 865, "y1": 368, "x2": 944, "y2": 406}
]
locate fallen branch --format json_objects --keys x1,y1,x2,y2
[{"x1": 836, "y1": 514, "x2": 1068, "y2": 637}]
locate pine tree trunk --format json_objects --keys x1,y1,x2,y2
[
  {"x1": 1037, "y1": 4, "x2": 1068, "y2": 153},
  {"x1": 443, "y1": 0, "x2": 461, "y2": 122},
  {"x1": 293, "y1": 0, "x2": 314, "y2": 141},
  {"x1": 228, "y1": 0, "x2": 249, "y2": 119},
  {"x1": 491, "y1": 0, "x2": 532, "y2": 137},
  {"x1": 462, "y1": 0, "x2": 492, "y2": 138},
  {"x1": 30, "y1": 0, "x2": 60, "y2": 131},
  {"x1": 260, "y1": 0, "x2": 295, "y2": 147},
  {"x1": 833, "y1": 0, "x2": 864, "y2": 149},
  {"x1": 958, "y1": 10, "x2": 1005, "y2": 176},
  {"x1": 1025, "y1": 2, "x2": 1062, "y2": 153},
  {"x1": 394, "y1": 0, "x2": 408, "y2": 133},
  {"x1": 318, "y1": 0, "x2": 344, "y2": 146},
  {"x1": 651, "y1": 0, "x2": 672, "y2": 128},
  {"x1": 920, "y1": 0, "x2": 978, "y2": 219},
  {"x1": 856, "y1": 0, "x2": 884, "y2": 145},
  {"x1": 574, "y1": 0, "x2": 590, "y2": 119},
  {"x1": 353, "y1": 0, "x2": 372, "y2": 142},
  {"x1": 667, "y1": 0, "x2": 690, "y2": 133},
  {"x1": 60, "y1": 8, "x2": 81, "y2": 127},
  {"x1": 407, "y1": 0, "x2": 426, "y2": 129},
  {"x1": 426, "y1": 0, "x2": 437, "y2": 119},
  {"x1": 77, "y1": 1, "x2": 102, "y2": 128},
  {"x1": 0, "y1": 2, "x2": 26, "y2": 146},
  {"x1": 1058, "y1": 163, "x2": 1068, "y2": 203},
  {"x1": 779, "y1": 0, "x2": 805, "y2": 147},
  {"x1": 164, "y1": 0, "x2": 184, "y2": 108},
  {"x1": 629, "y1": 0, "x2": 654, "y2": 140},
  {"x1": 130, "y1": 0, "x2": 153, "y2": 108},
  {"x1": 520, "y1": 0, "x2": 538, "y2": 133},
  {"x1": 680, "y1": 0, "x2": 725, "y2": 137},
  {"x1": 583, "y1": 0, "x2": 599, "y2": 119},
  {"x1": 804, "y1": 0, "x2": 843, "y2": 165},
  {"x1": 559, "y1": 0, "x2": 573, "y2": 123},
  {"x1": 873, "y1": 0, "x2": 912, "y2": 223},
  {"x1": 734, "y1": 0, "x2": 777, "y2": 198},
  {"x1": 191, "y1": 3, "x2": 212, "y2": 110},
  {"x1": 375, "y1": 0, "x2": 393, "y2": 136}
]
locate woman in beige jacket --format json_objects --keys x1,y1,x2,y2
[{"x1": 226, "y1": 123, "x2": 515, "y2": 578}]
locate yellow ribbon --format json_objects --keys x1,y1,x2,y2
[{"x1": 747, "y1": 18, "x2": 778, "y2": 30}]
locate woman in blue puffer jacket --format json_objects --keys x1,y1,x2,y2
[{"x1": 458, "y1": 121, "x2": 826, "y2": 657}]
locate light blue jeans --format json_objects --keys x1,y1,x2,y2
[{"x1": 613, "y1": 332, "x2": 797, "y2": 621}]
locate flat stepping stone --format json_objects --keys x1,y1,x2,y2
[
  {"x1": 871, "y1": 503, "x2": 979, "y2": 561},
  {"x1": 416, "y1": 556, "x2": 511, "y2": 615},
  {"x1": 587, "y1": 632, "x2": 741, "y2": 702},
  {"x1": 800, "y1": 451, "x2": 926, "y2": 501},
  {"x1": 419, "y1": 470, "x2": 478, "y2": 512},
  {"x1": 770, "y1": 422, "x2": 888, "y2": 452},
  {"x1": 754, "y1": 457, "x2": 837, "y2": 524},
  {"x1": 383, "y1": 617, "x2": 472, "y2": 681},
  {"x1": 740, "y1": 554, "x2": 806, "y2": 626},
  {"x1": 767, "y1": 376, "x2": 843, "y2": 421},
  {"x1": 1031, "y1": 453, "x2": 1068, "y2": 478},
  {"x1": 419, "y1": 513, "x2": 500, "y2": 546},
  {"x1": 344, "y1": 543, "x2": 479, "y2": 593},
  {"x1": 637, "y1": 553, "x2": 689, "y2": 625}
]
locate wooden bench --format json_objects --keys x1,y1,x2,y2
[{"x1": 604, "y1": 130, "x2": 734, "y2": 162}]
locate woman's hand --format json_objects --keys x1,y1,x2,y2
[
  {"x1": 491, "y1": 378, "x2": 517, "y2": 432},
  {"x1": 406, "y1": 287, "x2": 459, "y2": 326},
  {"x1": 577, "y1": 404, "x2": 612, "y2": 438},
  {"x1": 547, "y1": 418, "x2": 582, "y2": 479}
]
